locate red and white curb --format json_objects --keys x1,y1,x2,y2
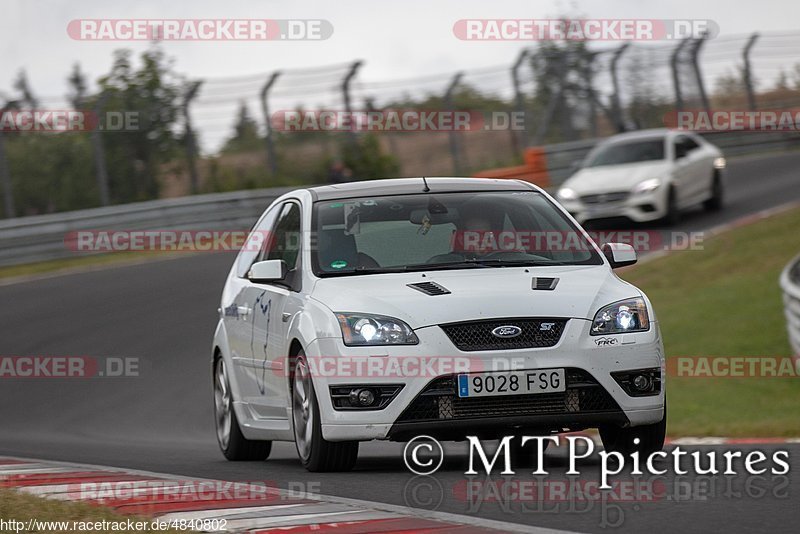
[{"x1": 0, "y1": 456, "x2": 568, "y2": 534}]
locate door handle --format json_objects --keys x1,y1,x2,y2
[{"x1": 237, "y1": 305, "x2": 251, "y2": 319}]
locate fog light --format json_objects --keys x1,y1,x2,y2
[
  {"x1": 349, "y1": 388, "x2": 376, "y2": 407},
  {"x1": 632, "y1": 374, "x2": 651, "y2": 391}
]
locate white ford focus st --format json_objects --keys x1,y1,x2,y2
[{"x1": 212, "y1": 178, "x2": 666, "y2": 471}]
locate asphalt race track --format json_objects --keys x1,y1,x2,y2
[{"x1": 1, "y1": 151, "x2": 800, "y2": 533}]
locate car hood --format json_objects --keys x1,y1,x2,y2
[
  {"x1": 310, "y1": 265, "x2": 641, "y2": 329},
  {"x1": 564, "y1": 161, "x2": 671, "y2": 194}
]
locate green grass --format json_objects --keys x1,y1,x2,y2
[
  {"x1": 623, "y1": 207, "x2": 800, "y2": 436},
  {"x1": 0, "y1": 251, "x2": 183, "y2": 280},
  {"x1": 0, "y1": 489, "x2": 180, "y2": 533}
]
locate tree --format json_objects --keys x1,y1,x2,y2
[
  {"x1": 222, "y1": 102, "x2": 262, "y2": 153},
  {"x1": 13, "y1": 70, "x2": 38, "y2": 109},
  {"x1": 67, "y1": 63, "x2": 89, "y2": 109}
]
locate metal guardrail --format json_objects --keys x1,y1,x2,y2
[
  {"x1": 0, "y1": 130, "x2": 798, "y2": 268},
  {"x1": 780, "y1": 253, "x2": 800, "y2": 357},
  {"x1": 0, "y1": 187, "x2": 294, "y2": 267}
]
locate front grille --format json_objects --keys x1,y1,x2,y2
[
  {"x1": 581, "y1": 191, "x2": 629, "y2": 204},
  {"x1": 441, "y1": 318, "x2": 566, "y2": 351},
  {"x1": 396, "y1": 369, "x2": 619, "y2": 423}
]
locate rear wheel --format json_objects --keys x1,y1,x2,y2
[
  {"x1": 292, "y1": 351, "x2": 359, "y2": 472},
  {"x1": 214, "y1": 357, "x2": 272, "y2": 460},
  {"x1": 599, "y1": 404, "x2": 666, "y2": 456},
  {"x1": 703, "y1": 172, "x2": 724, "y2": 211}
]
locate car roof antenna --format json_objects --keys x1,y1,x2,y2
[{"x1": 422, "y1": 176, "x2": 431, "y2": 192}]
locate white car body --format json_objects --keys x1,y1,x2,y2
[
  {"x1": 557, "y1": 129, "x2": 725, "y2": 224},
  {"x1": 212, "y1": 178, "x2": 666, "y2": 470}
]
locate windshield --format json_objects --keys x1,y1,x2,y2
[
  {"x1": 583, "y1": 139, "x2": 666, "y2": 168},
  {"x1": 312, "y1": 191, "x2": 602, "y2": 276}
]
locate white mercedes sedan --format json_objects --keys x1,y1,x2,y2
[
  {"x1": 556, "y1": 129, "x2": 726, "y2": 225},
  {"x1": 212, "y1": 178, "x2": 666, "y2": 471}
]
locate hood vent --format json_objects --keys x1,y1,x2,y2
[
  {"x1": 407, "y1": 281, "x2": 451, "y2": 296},
  {"x1": 532, "y1": 277, "x2": 559, "y2": 291}
]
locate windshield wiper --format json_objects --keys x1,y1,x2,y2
[{"x1": 402, "y1": 258, "x2": 563, "y2": 271}]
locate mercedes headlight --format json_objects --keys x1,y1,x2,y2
[
  {"x1": 557, "y1": 187, "x2": 578, "y2": 201},
  {"x1": 336, "y1": 313, "x2": 419, "y2": 346},
  {"x1": 632, "y1": 178, "x2": 661, "y2": 195},
  {"x1": 591, "y1": 298, "x2": 650, "y2": 335}
]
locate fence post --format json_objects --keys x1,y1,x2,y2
[
  {"x1": 689, "y1": 34, "x2": 710, "y2": 113},
  {"x1": 444, "y1": 71, "x2": 464, "y2": 175},
  {"x1": 341, "y1": 61, "x2": 363, "y2": 147},
  {"x1": 92, "y1": 92, "x2": 110, "y2": 206},
  {"x1": 510, "y1": 49, "x2": 530, "y2": 153},
  {"x1": 260, "y1": 71, "x2": 281, "y2": 176},
  {"x1": 0, "y1": 101, "x2": 14, "y2": 218},
  {"x1": 671, "y1": 38, "x2": 691, "y2": 113},
  {"x1": 533, "y1": 49, "x2": 568, "y2": 144},
  {"x1": 743, "y1": 33, "x2": 759, "y2": 111},
  {"x1": 182, "y1": 81, "x2": 202, "y2": 195},
  {"x1": 609, "y1": 43, "x2": 630, "y2": 132}
]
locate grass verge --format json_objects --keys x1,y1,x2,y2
[
  {"x1": 623, "y1": 207, "x2": 800, "y2": 436},
  {"x1": 0, "y1": 488, "x2": 180, "y2": 533}
]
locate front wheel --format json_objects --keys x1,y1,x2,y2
[
  {"x1": 292, "y1": 351, "x2": 359, "y2": 472},
  {"x1": 214, "y1": 357, "x2": 272, "y2": 461},
  {"x1": 662, "y1": 187, "x2": 681, "y2": 226},
  {"x1": 703, "y1": 172, "x2": 724, "y2": 211},
  {"x1": 599, "y1": 403, "x2": 666, "y2": 456}
]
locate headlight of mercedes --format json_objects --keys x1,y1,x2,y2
[
  {"x1": 336, "y1": 313, "x2": 419, "y2": 346},
  {"x1": 591, "y1": 298, "x2": 650, "y2": 335},
  {"x1": 557, "y1": 187, "x2": 578, "y2": 201},
  {"x1": 632, "y1": 178, "x2": 661, "y2": 195}
]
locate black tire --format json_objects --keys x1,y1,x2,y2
[
  {"x1": 509, "y1": 435, "x2": 550, "y2": 469},
  {"x1": 663, "y1": 187, "x2": 681, "y2": 226},
  {"x1": 599, "y1": 403, "x2": 666, "y2": 456},
  {"x1": 214, "y1": 357, "x2": 272, "y2": 461},
  {"x1": 703, "y1": 172, "x2": 724, "y2": 211},
  {"x1": 292, "y1": 352, "x2": 359, "y2": 472}
]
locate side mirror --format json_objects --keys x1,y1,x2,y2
[
  {"x1": 601, "y1": 243, "x2": 637, "y2": 269},
  {"x1": 248, "y1": 259, "x2": 287, "y2": 283}
]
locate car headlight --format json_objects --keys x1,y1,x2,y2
[
  {"x1": 713, "y1": 157, "x2": 726, "y2": 169},
  {"x1": 632, "y1": 178, "x2": 661, "y2": 195},
  {"x1": 557, "y1": 187, "x2": 578, "y2": 201},
  {"x1": 336, "y1": 313, "x2": 419, "y2": 346},
  {"x1": 591, "y1": 298, "x2": 650, "y2": 336}
]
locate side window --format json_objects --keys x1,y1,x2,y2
[
  {"x1": 264, "y1": 202, "x2": 302, "y2": 269},
  {"x1": 235, "y1": 206, "x2": 280, "y2": 278},
  {"x1": 683, "y1": 136, "x2": 700, "y2": 151},
  {"x1": 674, "y1": 135, "x2": 699, "y2": 158}
]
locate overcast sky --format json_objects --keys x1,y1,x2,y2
[{"x1": 3, "y1": 0, "x2": 800, "y2": 151}]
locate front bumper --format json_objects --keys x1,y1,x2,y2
[
  {"x1": 559, "y1": 189, "x2": 667, "y2": 224},
  {"x1": 307, "y1": 318, "x2": 665, "y2": 442}
]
